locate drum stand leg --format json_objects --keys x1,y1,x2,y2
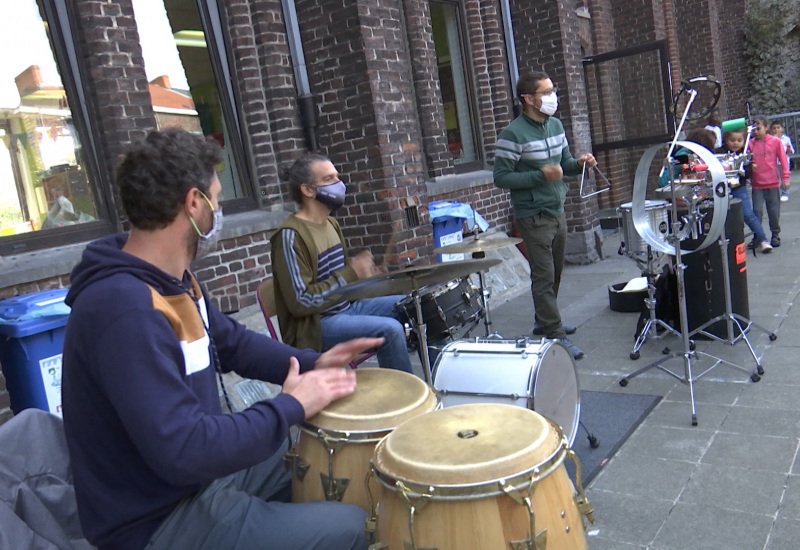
[
  {"x1": 578, "y1": 420, "x2": 600, "y2": 448},
  {"x1": 477, "y1": 270, "x2": 503, "y2": 339},
  {"x1": 411, "y1": 289, "x2": 434, "y2": 383},
  {"x1": 629, "y1": 250, "x2": 683, "y2": 360},
  {"x1": 687, "y1": 230, "x2": 776, "y2": 380},
  {"x1": 621, "y1": 219, "x2": 761, "y2": 425}
]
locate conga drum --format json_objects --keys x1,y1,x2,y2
[
  {"x1": 288, "y1": 368, "x2": 439, "y2": 511},
  {"x1": 368, "y1": 403, "x2": 593, "y2": 549}
]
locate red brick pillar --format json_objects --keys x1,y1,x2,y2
[{"x1": 295, "y1": 0, "x2": 433, "y2": 266}]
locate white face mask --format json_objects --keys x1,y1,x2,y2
[{"x1": 538, "y1": 92, "x2": 558, "y2": 116}]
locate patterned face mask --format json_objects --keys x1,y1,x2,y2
[{"x1": 188, "y1": 191, "x2": 223, "y2": 260}]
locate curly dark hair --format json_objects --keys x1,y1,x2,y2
[
  {"x1": 117, "y1": 128, "x2": 222, "y2": 230},
  {"x1": 284, "y1": 153, "x2": 331, "y2": 204},
  {"x1": 686, "y1": 128, "x2": 716, "y2": 151}
]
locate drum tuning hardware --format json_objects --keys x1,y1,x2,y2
[
  {"x1": 283, "y1": 450, "x2": 310, "y2": 481},
  {"x1": 320, "y1": 472, "x2": 349, "y2": 501},
  {"x1": 567, "y1": 448, "x2": 595, "y2": 524}
]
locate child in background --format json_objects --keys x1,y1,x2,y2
[
  {"x1": 657, "y1": 128, "x2": 717, "y2": 188},
  {"x1": 717, "y1": 130, "x2": 772, "y2": 253},
  {"x1": 750, "y1": 116, "x2": 790, "y2": 247},
  {"x1": 770, "y1": 121, "x2": 795, "y2": 201}
]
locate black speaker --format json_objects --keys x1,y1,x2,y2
[{"x1": 676, "y1": 199, "x2": 749, "y2": 338}]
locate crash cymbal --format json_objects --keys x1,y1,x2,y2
[
  {"x1": 433, "y1": 236, "x2": 522, "y2": 255},
  {"x1": 325, "y1": 258, "x2": 501, "y2": 305}
]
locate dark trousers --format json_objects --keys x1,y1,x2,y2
[
  {"x1": 516, "y1": 212, "x2": 567, "y2": 339},
  {"x1": 751, "y1": 187, "x2": 781, "y2": 239},
  {"x1": 146, "y1": 440, "x2": 367, "y2": 550}
]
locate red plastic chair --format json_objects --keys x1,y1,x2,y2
[{"x1": 257, "y1": 277, "x2": 375, "y2": 369}]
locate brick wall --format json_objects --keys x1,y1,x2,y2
[
  {"x1": 715, "y1": 0, "x2": 751, "y2": 116},
  {"x1": 294, "y1": 0, "x2": 433, "y2": 267},
  {"x1": 508, "y1": 0, "x2": 601, "y2": 254},
  {"x1": 74, "y1": 0, "x2": 157, "y2": 222}
]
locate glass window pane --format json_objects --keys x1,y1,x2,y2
[
  {"x1": 431, "y1": 2, "x2": 476, "y2": 165},
  {"x1": 133, "y1": 0, "x2": 246, "y2": 201},
  {"x1": 0, "y1": 0, "x2": 100, "y2": 237}
]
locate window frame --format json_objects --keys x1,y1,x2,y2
[
  {"x1": 195, "y1": 0, "x2": 258, "y2": 214},
  {"x1": 0, "y1": 0, "x2": 115, "y2": 256},
  {"x1": 430, "y1": 0, "x2": 483, "y2": 174}
]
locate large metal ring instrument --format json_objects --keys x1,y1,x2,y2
[{"x1": 631, "y1": 140, "x2": 729, "y2": 255}]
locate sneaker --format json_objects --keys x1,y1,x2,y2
[
  {"x1": 781, "y1": 194, "x2": 789, "y2": 202},
  {"x1": 771, "y1": 236, "x2": 781, "y2": 248},
  {"x1": 533, "y1": 322, "x2": 577, "y2": 336},
  {"x1": 556, "y1": 338, "x2": 584, "y2": 360},
  {"x1": 759, "y1": 241, "x2": 773, "y2": 253}
]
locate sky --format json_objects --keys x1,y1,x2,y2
[{"x1": 0, "y1": 0, "x2": 189, "y2": 109}]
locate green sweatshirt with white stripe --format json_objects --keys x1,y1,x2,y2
[{"x1": 493, "y1": 112, "x2": 582, "y2": 218}]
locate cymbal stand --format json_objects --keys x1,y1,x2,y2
[
  {"x1": 410, "y1": 285, "x2": 434, "y2": 384},
  {"x1": 467, "y1": 249, "x2": 503, "y2": 339},
  {"x1": 687, "y1": 223, "x2": 776, "y2": 378},
  {"x1": 476, "y1": 270, "x2": 503, "y2": 339},
  {"x1": 629, "y1": 247, "x2": 682, "y2": 360}
]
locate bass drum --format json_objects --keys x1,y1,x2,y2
[{"x1": 432, "y1": 339, "x2": 580, "y2": 446}]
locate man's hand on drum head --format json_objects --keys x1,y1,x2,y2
[
  {"x1": 282, "y1": 357, "x2": 358, "y2": 418},
  {"x1": 315, "y1": 337, "x2": 384, "y2": 370}
]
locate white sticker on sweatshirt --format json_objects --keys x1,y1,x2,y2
[{"x1": 182, "y1": 297, "x2": 211, "y2": 376}]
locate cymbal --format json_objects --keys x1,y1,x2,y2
[
  {"x1": 434, "y1": 236, "x2": 522, "y2": 255},
  {"x1": 325, "y1": 258, "x2": 501, "y2": 305}
]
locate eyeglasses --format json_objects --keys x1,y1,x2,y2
[{"x1": 522, "y1": 86, "x2": 558, "y2": 98}]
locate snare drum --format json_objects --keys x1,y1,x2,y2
[
  {"x1": 396, "y1": 276, "x2": 484, "y2": 345},
  {"x1": 368, "y1": 404, "x2": 592, "y2": 550},
  {"x1": 432, "y1": 339, "x2": 580, "y2": 446},
  {"x1": 618, "y1": 200, "x2": 669, "y2": 256},
  {"x1": 288, "y1": 369, "x2": 439, "y2": 511}
]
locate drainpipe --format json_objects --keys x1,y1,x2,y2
[
  {"x1": 499, "y1": 0, "x2": 520, "y2": 117},
  {"x1": 281, "y1": 0, "x2": 319, "y2": 151}
]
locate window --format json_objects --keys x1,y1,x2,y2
[
  {"x1": 0, "y1": 0, "x2": 107, "y2": 253},
  {"x1": 133, "y1": 0, "x2": 252, "y2": 209},
  {"x1": 430, "y1": 2, "x2": 478, "y2": 166}
]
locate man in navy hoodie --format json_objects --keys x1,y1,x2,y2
[{"x1": 61, "y1": 128, "x2": 379, "y2": 550}]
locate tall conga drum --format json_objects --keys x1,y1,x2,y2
[
  {"x1": 288, "y1": 368, "x2": 439, "y2": 511},
  {"x1": 368, "y1": 403, "x2": 593, "y2": 549}
]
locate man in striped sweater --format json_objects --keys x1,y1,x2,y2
[
  {"x1": 270, "y1": 154, "x2": 413, "y2": 373},
  {"x1": 493, "y1": 71, "x2": 596, "y2": 360}
]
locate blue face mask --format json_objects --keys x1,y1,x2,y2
[
  {"x1": 188, "y1": 191, "x2": 223, "y2": 260},
  {"x1": 314, "y1": 180, "x2": 347, "y2": 210}
]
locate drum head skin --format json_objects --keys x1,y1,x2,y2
[
  {"x1": 374, "y1": 403, "x2": 561, "y2": 486},
  {"x1": 302, "y1": 369, "x2": 439, "y2": 434}
]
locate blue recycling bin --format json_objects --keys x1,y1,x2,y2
[
  {"x1": 429, "y1": 201, "x2": 490, "y2": 262},
  {"x1": 429, "y1": 201, "x2": 467, "y2": 263},
  {"x1": 0, "y1": 288, "x2": 70, "y2": 416}
]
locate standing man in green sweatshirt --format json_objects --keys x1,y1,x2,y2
[{"x1": 493, "y1": 71, "x2": 596, "y2": 360}]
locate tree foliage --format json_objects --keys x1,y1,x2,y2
[{"x1": 743, "y1": 0, "x2": 800, "y2": 113}]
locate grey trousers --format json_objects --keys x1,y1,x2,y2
[
  {"x1": 752, "y1": 187, "x2": 781, "y2": 238},
  {"x1": 516, "y1": 212, "x2": 567, "y2": 339},
  {"x1": 146, "y1": 441, "x2": 368, "y2": 550}
]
